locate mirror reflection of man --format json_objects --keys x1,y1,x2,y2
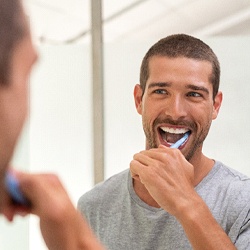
[{"x1": 78, "y1": 34, "x2": 250, "y2": 249}]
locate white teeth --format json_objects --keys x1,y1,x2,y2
[{"x1": 160, "y1": 127, "x2": 188, "y2": 134}]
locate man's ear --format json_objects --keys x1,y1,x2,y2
[
  {"x1": 212, "y1": 91, "x2": 223, "y2": 120},
  {"x1": 133, "y1": 84, "x2": 143, "y2": 115}
]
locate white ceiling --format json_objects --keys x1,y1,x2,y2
[{"x1": 24, "y1": 0, "x2": 250, "y2": 44}]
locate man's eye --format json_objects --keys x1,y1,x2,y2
[
  {"x1": 154, "y1": 89, "x2": 167, "y2": 94},
  {"x1": 188, "y1": 92, "x2": 202, "y2": 97}
]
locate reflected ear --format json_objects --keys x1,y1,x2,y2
[
  {"x1": 133, "y1": 84, "x2": 143, "y2": 115},
  {"x1": 212, "y1": 91, "x2": 223, "y2": 120}
]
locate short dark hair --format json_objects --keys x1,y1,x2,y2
[
  {"x1": 0, "y1": 0, "x2": 28, "y2": 85},
  {"x1": 140, "y1": 34, "x2": 220, "y2": 99}
]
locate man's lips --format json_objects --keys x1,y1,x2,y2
[{"x1": 158, "y1": 126, "x2": 191, "y2": 147}]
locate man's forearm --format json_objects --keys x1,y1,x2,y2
[{"x1": 177, "y1": 195, "x2": 236, "y2": 250}]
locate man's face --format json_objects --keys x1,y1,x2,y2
[
  {"x1": 0, "y1": 31, "x2": 37, "y2": 177},
  {"x1": 134, "y1": 56, "x2": 222, "y2": 161}
]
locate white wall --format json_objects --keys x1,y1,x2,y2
[{"x1": 1, "y1": 37, "x2": 250, "y2": 249}]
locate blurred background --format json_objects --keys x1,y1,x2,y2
[{"x1": 24, "y1": 0, "x2": 250, "y2": 44}]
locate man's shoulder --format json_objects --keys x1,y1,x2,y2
[
  {"x1": 203, "y1": 161, "x2": 250, "y2": 202},
  {"x1": 214, "y1": 161, "x2": 250, "y2": 185}
]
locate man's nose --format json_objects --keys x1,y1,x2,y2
[{"x1": 164, "y1": 96, "x2": 188, "y2": 120}]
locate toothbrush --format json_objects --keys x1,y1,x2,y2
[
  {"x1": 5, "y1": 171, "x2": 30, "y2": 206},
  {"x1": 170, "y1": 131, "x2": 190, "y2": 149}
]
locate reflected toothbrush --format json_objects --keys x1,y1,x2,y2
[
  {"x1": 170, "y1": 131, "x2": 190, "y2": 149},
  {"x1": 5, "y1": 171, "x2": 30, "y2": 206}
]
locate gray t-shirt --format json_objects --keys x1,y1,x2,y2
[{"x1": 78, "y1": 161, "x2": 250, "y2": 249}]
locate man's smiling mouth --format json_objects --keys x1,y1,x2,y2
[{"x1": 158, "y1": 126, "x2": 190, "y2": 145}]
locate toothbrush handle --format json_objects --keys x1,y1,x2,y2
[
  {"x1": 170, "y1": 132, "x2": 190, "y2": 149},
  {"x1": 5, "y1": 172, "x2": 30, "y2": 206}
]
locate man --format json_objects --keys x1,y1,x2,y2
[
  {"x1": 78, "y1": 34, "x2": 250, "y2": 249},
  {"x1": 0, "y1": 0, "x2": 104, "y2": 249}
]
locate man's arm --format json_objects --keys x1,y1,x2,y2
[{"x1": 130, "y1": 147, "x2": 236, "y2": 250}]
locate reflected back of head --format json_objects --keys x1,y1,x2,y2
[{"x1": 0, "y1": 0, "x2": 28, "y2": 85}]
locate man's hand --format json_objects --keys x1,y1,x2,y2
[
  {"x1": 2, "y1": 171, "x2": 105, "y2": 250},
  {"x1": 130, "y1": 145, "x2": 195, "y2": 216}
]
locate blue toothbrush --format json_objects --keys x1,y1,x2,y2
[
  {"x1": 170, "y1": 131, "x2": 190, "y2": 149},
  {"x1": 5, "y1": 171, "x2": 30, "y2": 206}
]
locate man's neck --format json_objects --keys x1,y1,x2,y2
[{"x1": 133, "y1": 178, "x2": 160, "y2": 208}]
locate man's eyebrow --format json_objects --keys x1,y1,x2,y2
[
  {"x1": 148, "y1": 82, "x2": 171, "y2": 88},
  {"x1": 186, "y1": 84, "x2": 209, "y2": 94},
  {"x1": 147, "y1": 82, "x2": 210, "y2": 95}
]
